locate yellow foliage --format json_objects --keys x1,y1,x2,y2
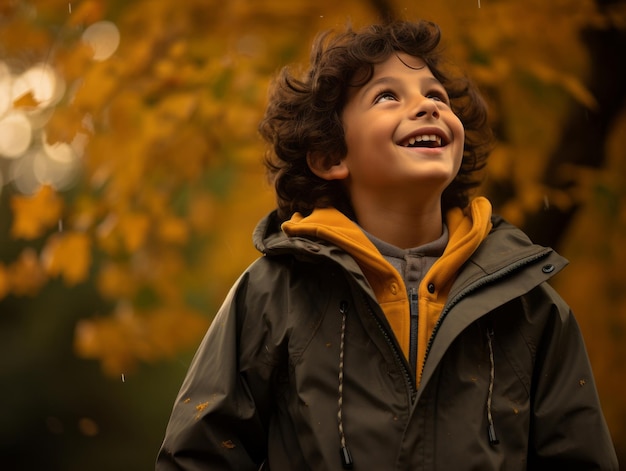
[
  {"x1": 66, "y1": 0, "x2": 106, "y2": 26},
  {"x1": 526, "y1": 62, "x2": 597, "y2": 110},
  {"x1": 74, "y1": 303, "x2": 209, "y2": 375},
  {"x1": 188, "y1": 193, "x2": 217, "y2": 234},
  {"x1": 7, "y1": 249, "x2": 48, "y2": 297},
  {"x1": 97, "y1": 262, "x2": 138, "y2": 300},
  {"x1": 42, "y1": 231, "x2": 92, "y2": 285},
  {"x1": 10, "y1": 185, "x2": 64, "y2": 240},
  {"x1": 0, "y1": 264, "x2": 9, "y2": 300},
  {"x1": 45, "y1": 105, "x2": 92, "y2": 145},
  {"x1": 118, "y1": 212, "x2": 151, "y2": 253},
  {"x1": 157, "y1": 216, "x2": 189, "y2": 245},
  {"x1": 12, "y1": 91, "x2": 40, "y2": 109}
]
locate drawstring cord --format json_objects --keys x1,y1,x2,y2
[
  {"x1": 338, "y1": 301, "x2": 354, "y2": 469},
  {"x1": 486, "y1": 324, "x2": 499, "y2": 445},
  {"x1": 336, "y1": 301, "x2": 499, "y2": 466}
]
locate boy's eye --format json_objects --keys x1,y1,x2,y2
[
  {"x1": 427, "y1": 90, "x2": 450, "y2": 104},
  {"x1": 373, "y1": 91, "x2": 397, "y2": 104}
]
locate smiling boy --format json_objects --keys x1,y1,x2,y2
[
  {"x1": 311, "y1": 52, "x2": 465, "y2": 249},
  {"x1": 157, "y1": 20, "x2": 617, "y2": 470}
]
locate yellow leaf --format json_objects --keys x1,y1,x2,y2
[
  {"x1": 66, "y1": 0, "x2": 105, "y2": 26},
  {"x1": 10, "y1": 185, "x2": 64, "y2": 239},
  {"x1": 42, "y1": 231, "x2": 92, "y2": 285},
  {"x1": 96, "y1": 262, "x2": 137, "y2": 300},
  {"x1": 118, "y1": 212, "x2": 151, "y2": 252},
  {"x1": 74, "y1": 303, "x2": 209, "y2": 376},
  {"x1": 8, "y1": 248, "x2": 47, "y2": 297},
  {"x1": 158, "y1": 216, "x2": 188, "y2": 244},
  {"x1": 188, "y1": 192, "x2": 216, "y2": 234},
  {"x1": 45, "y1": 105, "x2": 90, "y2": 145},
  {"x1": 12, "y1": 90, "x2": 40, "y2": 108},
  {"x1": 146, "y1": 306, "x2": 210, "y2": 358}
]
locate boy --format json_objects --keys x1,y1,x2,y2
[{"x1": 156, "y1": 20, "x2": 618, "y2": 470}]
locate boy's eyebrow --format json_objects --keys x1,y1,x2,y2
[
  {"x1": 359, "y1": 76, "x2": 399, "y2": 97},
  {"x1": 358, "y1": 75, "x2": 444, "y2": 100}
]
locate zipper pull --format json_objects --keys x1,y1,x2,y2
[
  {"x1": 409, "y1": 288, "x2": 418, "y2": 316},
  {"x1": 408, "y1": 287, "x2": 419, "y2": 372}
]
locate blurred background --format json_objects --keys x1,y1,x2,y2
[{"x1": 1, "y1": 0, "x2": 625, "y2": 469}]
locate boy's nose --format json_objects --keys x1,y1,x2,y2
[{"x1": 413, "y1": 99, "x2": 440, "y2": 119}]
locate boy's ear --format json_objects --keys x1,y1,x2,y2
[{"x1": 307, "y1": 152, "x2": 349, "y2": 181}]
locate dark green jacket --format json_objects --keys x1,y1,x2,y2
[{"x1": 156, "y1": 212, "x2": 618, "y2": 470}]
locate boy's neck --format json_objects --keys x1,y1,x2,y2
[{"x1": 353, "y1": 199, "x2": 444, "y2": 249}]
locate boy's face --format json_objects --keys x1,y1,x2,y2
[{"x1": 338, "y1": 53, "x2": 464, "y2": 208}]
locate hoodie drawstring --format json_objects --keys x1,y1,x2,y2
[
  {"x1": 336, "y1": 300, "x2": 499, "y2": 466},
  {"x1": 486, "y1": 323, "x2": 499, "y2": 446},
  {"x1": 338, "y1": 300, "x2": 354, "y2": 469}
]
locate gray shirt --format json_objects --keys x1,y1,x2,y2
[{"x1": 365, "y1": 225, "x2": 449, "y2": 292}]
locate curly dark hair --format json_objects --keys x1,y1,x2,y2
[{"x1": 258, "y1": 19, "x2": 494, "y2": 222}]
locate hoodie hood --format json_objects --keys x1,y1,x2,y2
[{"x1": 281, "y1": 197, "x2": 493, "y2": 384}]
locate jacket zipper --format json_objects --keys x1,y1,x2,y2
[
  {"x1": 408, "y1": 287, "x2": 419, "y2": 373},
  {"x1": 421, "y1": 249, "x2": 552, "y2": 375},
  {"x1": 362, "y1": 293, "x2": 417, "y2": 403}
]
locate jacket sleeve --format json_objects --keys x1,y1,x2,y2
[
  {"x1": 528, "y1": 284, "x2": 618, "y2": 470},
  {"x1": 156, "y1": 268, "x2": 277, "y2": 471}
]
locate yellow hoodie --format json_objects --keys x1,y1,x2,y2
[{"x1": 281, "y1": 197, "x2": 493, "y2": 385}]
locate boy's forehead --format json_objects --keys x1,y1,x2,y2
[
  {"x1": 371, "y1": 53, "x2": 429, "y2": 78},
  {"x1": 349, "y1": 53, "x2": 433, "y2": 93}
]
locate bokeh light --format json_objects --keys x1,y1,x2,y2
[
  {"x1": 0, "y1": 28, "x2": 110, "y2": 194},
  {"x1": 0, "y1": 62, "x2": 11, "y2": 118},
  {"x1": 0, "y1": 111, "x2": 32, "y2": 158},
  {"x1": 82, "y1": 21, "x2": 121, "y2": 61},
  {"x1": 12, "y1": 63, "x2": 65, "y2": 110}
]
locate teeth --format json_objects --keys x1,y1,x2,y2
[{"x1": 404, "y1": 134, "x2": 442, "y2": 146}]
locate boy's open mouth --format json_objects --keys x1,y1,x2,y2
[{"x1": 400, "y1": 134, "x2": 444, "y2": 148}]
